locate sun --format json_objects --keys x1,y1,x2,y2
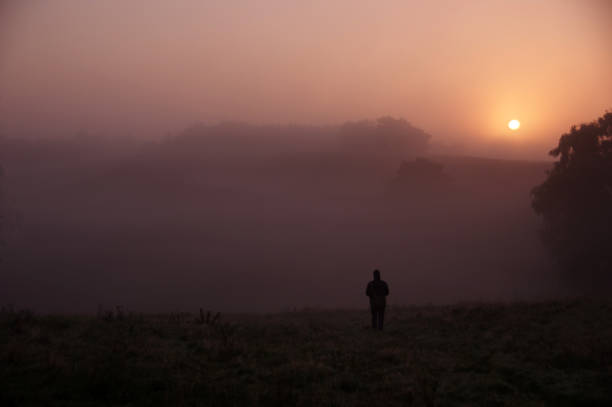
[{"x1": 508, "y1": 119, "x2": 520, "y2": 130}]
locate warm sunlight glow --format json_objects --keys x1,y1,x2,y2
[{"x1": 508, "y1": 119, "x2": 520, "y2": 130}]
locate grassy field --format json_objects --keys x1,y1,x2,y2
[{"x1": 2, "y1": 300, "x2": 612, "y2": 406}]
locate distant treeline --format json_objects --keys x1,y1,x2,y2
[
  {"x1": 165, "y1": 116, "x2": 431, "y2": 158},
  {"x1": 0, "y1": 116, "x2": 430, "y2": 161}
]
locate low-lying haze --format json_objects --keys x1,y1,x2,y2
[
  {"x1": 1, "y1": 123, "x2": 562, "y2": 312},
  {"x1": 0, "y1": 1, "x2": 611, "y2": 312}
]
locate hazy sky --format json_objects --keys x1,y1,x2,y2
[{"x1": 1, "y1": 0, "x2": 611, "y2": 154}]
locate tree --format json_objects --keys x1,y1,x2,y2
[
  {"x1": 0, "y1": 162, "x2": 3, "y2": 264},
  {"x1": 531, "y1": 112, "x2": 612, "y2": 288},
  {"x1": 339, "y1": 116, "x2": 430, "y2": 155},
  {"x1": 388, "y1": 157, "x2": 451, "y2": 198}
]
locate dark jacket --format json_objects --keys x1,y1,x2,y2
[{"x1": 366, "y1": 279, "x2": 389, "y2": 308}]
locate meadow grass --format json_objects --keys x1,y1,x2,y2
[{"x1": 1, "y1": 300, "x2": 612, "y2": 406}]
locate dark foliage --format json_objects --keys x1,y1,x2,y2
[
  {"x1": 0, "y1": 162, "x2": 4, "y2": 263},
  {"x1": 532, "y1": 112, "x2": 612, "y2": 287}
]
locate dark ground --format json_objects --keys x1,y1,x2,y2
[{"x1": 2, "y1": 299, "x2": 612, "y2": 406}]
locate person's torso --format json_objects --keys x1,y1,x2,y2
[{"x1": 368, "y1": 280, "x2": 387, "y2": 306}]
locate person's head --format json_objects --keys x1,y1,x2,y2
[{"x1": 373, "y1": 269, "x2": 381, "y2": 280}]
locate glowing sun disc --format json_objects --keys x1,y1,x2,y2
[{"x1": 508, "y1": 119, "x2": 520, "y2": 130}]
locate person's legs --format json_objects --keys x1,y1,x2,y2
[
  {"x1": 371, "y1": 306, "x2": 377, "y2": 329},
  {"x1": 378, "y1": 307, "x2": 385, "y2": 330}
]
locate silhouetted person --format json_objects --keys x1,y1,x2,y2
[{"x1": 366, "y1": 269, "x2": 389, "y2": 330}]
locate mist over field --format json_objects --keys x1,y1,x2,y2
[
  {"x1": 0, "y1": 0, "x2": 610, "y2": 313},
  {"x1": 0, "y1": 121, "x2": 559, "y2": 312},
  {"x1": 2, "y1": 2, "x2": 612, "y2": 406}
]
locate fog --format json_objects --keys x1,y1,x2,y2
[
  {"x1": 1, "y1": 1, "x2": 610, "y2": 312},
  {"x1": 1, "y1": 121, "x2": 564, "y2": 312}
]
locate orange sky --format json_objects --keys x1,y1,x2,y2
[{"x1": 1, "y1": 0, "x2": 611, "y2": 157}]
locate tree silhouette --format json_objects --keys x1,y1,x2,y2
[
  {"x1": 531, "y1": 112, "x2": 612, "y2": 287},
  {"x1": 0, "y1": 162, "x2": 4, "y2": 264},
  {"x1": 388, "y1": 157, "x2": 451, "y2": 199},
  {"x1": 339, "y1": 116, "x2": 430, "y2": 154}
]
